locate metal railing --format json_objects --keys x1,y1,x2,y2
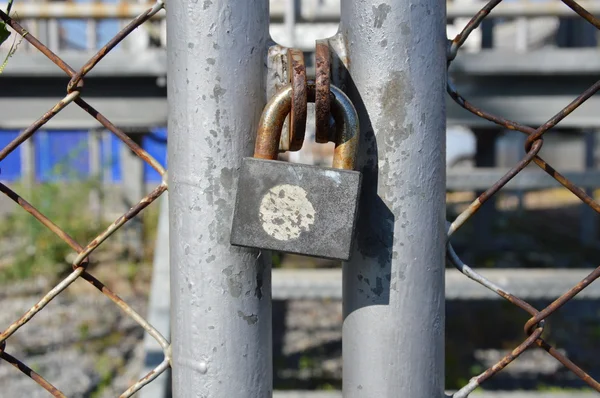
[
  {"x1": 5, "y1": 0, "x2": 600, "y2": 19},
  {"x1": 446, "y1": 0, "x2": 600, "y2": 395},
  {"x1": 0, "y1": 1, "x2": 170, "y2": 396},
  {"x1": 1, "y1": 0, "x2": 597, "y2": 53}
]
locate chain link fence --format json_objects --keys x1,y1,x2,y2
[
  {"x1": 2, "y1": 0, "x2": 600, "y2": 396},
  {"x1": 447, "y1": 1, "x2": 600, "y2": 396},
  {"x1": 0, "y1": 1, "x2": 169, "y2": 396}
]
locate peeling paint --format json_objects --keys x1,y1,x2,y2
[
  {"x1": 400, "y1": 22, "x2": 411, "y2": 36},
  {"x1": 220, "y1": 168, "x2": 234, "y2": 190},
  {"x1": 212, "y1": 84, "x2": 227, "y2": 104},
  {"x1": 237, "y1": 310, "x2": 258, "y2": 325},
  {"x1": 222, "y1": 266, "x2": 243, "y2": 298},
  {"x1": 373, "y1": 3, "x2": 392, "y2": 28}
]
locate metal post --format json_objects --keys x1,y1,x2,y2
[
  {"x1": 339, "y1": 1, "x2": 446, "y2": 396},
  {"x1": 167, "y1": 1, "x2": 271, "y2": 397}
]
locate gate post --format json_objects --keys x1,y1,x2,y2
[
  {"x1": 167, "y1": 1, "x2": 272, "y2": 396},
  {"x1": 339, "y1": 1, "x2": 447, "y2": 396}
]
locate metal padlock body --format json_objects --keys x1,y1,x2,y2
[{"x1": 230, "y1": 83, "x2": 361, "y2": 261}]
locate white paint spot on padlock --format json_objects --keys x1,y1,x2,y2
[{"x1": 259, "y1": 184, "x2": 315, "y2": 241}]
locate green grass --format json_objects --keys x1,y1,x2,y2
[
  {"x1": 0, "y1": 139, "x2": 160, "y2": 282},
  {"x1": 0, "y1": 178, "x2": 106, "y2": 282}
]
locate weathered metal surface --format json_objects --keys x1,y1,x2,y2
[
  {"x1": 167, "y1": 0, "x2": 273, "y2": 397},
  {"x1": 235, "y1": 80, "x2": 361, "y2": 260},
  {"x1": 339, "y1": 0, "x2": 447, "y2": 396},
  {"x1": 230, "y1": 158, "x2": 361, "y2": 260},
  {"x1": 315, "y1": 39, "x2": 333, "y2": 144},
  {"x1": 254, "y1": 83, "x2": 359, "y2": 167},
  {"x1": 286, "y1": 48, "x2": 307, "y2": 152}
]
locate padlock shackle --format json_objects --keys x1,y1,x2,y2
[{"x1": 254, "y1": 82, "x2": 360, "y2": 170}]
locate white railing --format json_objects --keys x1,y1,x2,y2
[{"x1": 2, "y1": 0, "x2": 592, "y2": 53}]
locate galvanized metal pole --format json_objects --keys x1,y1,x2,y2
[
  {"x1": 340, "y1": 1, "x2": 446, "y2": 396},
  {"x1": 167, "y1": 1, "x2": 272, "y2": 397}
]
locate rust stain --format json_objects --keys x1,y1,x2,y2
[
  {"x1": 286, "y1": 48, "x2": 307, "y2": 152},
  {"x1": 315, "y1": 40, "x2": 333, "y2": 144}
]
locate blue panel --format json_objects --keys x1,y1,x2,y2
[
  {"x1": 59, "y1": 19, "x2": 89, "y2": 50},
  {"x1": 143, "y1": 128, "x2": 168, "y2": 183},
  {"x1": 60, "y1": 0, "x2": 121, "y2": 51},
  {"x1": 0, "y1": 131, "x2": 22, "y2": 182},
  {"x1": 110, "y1": 134, "x2": 123, "y2": 183},
  {"x1": 35, "y1": 131, "x2": 89, "y2": 182},
  {"x1": 97, "y1": 0, "x2": 125, "y2": 50},
  {"x1": 98, "y1": 132, "x2": 118, "y2": 183},
  {"x1": 97, "y1": 16, "x2": 121, "y2": 51}
]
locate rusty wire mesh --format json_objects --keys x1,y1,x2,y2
[
  {"x1": 447, "y1": 1, "x2": 600, "y2": 396},
  {"x1": 0, "y1": 1, "x2": 169, "y2": 396}
]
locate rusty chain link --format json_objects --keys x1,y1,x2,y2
[
  {"x1": 447, "y1": 1, "x2": 600, "y2": 396},
  {"x1": 0, "y1": 1, "x2": 169, "y2": 396}
]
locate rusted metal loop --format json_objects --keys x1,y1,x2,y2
[
  {"x1": 524, "y1": 266, "x2": 600, "y2": 336},
  {"x1": 72, "y1": 258, "x2": 90, "y2": 271},
  {"x1": 283, "y1": 48, "x2": 308, "y2": 152},
  {"x1": 315, "y1": 40, "x2": 334, "y2": 144},
  {"x1": 66, "y1": 75, "x2": 85, "y2": 93},
  {"x1": 254, "y1": 82, "x2": 359, "y2": 170},
  {"x1": 478, "y1": 139, "x2": 543, "y2": 205}
]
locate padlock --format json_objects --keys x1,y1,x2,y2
[{"x1": 230, "y1": 82, "x2": 361, "y2": 261}]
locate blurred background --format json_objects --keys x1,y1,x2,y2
[{"x1": 2, "y1": 0, "x2": 600, "y2": 396}]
